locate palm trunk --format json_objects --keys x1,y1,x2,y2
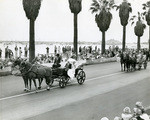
[
  {"x1": 29, "y1": 19, "x2": 35, "y2": 62},
  {"x1": 137, "y1": 36, "x2": 140, "y2": 52},
  {"x1": 74, "y1": 13, "x2": 78, "y2": 60},
  {"x1": 101, "y1": 31, "x2": 105, "y2": 54},
  {"x1": 149, "y1": 26, "x2": 150, "y2": 51},
  {"x1": 122, "y1": 26, "x2": 126, "y2": 52}
]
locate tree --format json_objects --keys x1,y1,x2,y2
[
  {"x1": 68, "y1": 0, "x2": 82, "y2": 59},
  {"x1": 114, "y1": 0, "x2": 132, "y2": 52},
  {"x1": 90, "y1": 0, "x2": 113, "y2": 54},
  {"x1": 23, "y1": 0, "x2": 42, "y2": 62},
  {"x1": 130, "y1": 12, "x2": 146, "y2": 52},
  {"x1": 142, "y1": 1, "x2": 150, "y2": 51}
]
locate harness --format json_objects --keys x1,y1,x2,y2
[{"x1": 20, "y1": 64, "x2": 38, "y2": 76}]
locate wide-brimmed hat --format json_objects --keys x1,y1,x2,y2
[
  {"x1": 101, "y1": 117, "x2": 109, "y2": 120},
  {"x1": 136, "y1": 101, "x2": 143, "y2": 107},
  {"x1": 123, "y1": 107, "x2": 131, "y2": 114},
  {"x1": 114, "y1": 116, "x2": 121, "y2": 120}
]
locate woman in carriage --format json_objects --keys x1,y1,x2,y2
[{"x1": 65, "y1": 54, "x2": 77, "y2": 79}]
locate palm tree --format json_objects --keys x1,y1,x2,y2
[
  {"x1": 23, "y1": 0, "x2": 42, "y2": 62},
  {"x1": 130, "y1": 12, "x2": 146, "y2": 52},
  {"x1": 114, "y1": 0, "x2": 132, "y2": 52},
  {"x1": 68, "y1": 0, "x2": 82, "y2": 59},
  {"x1": 90, "y1": 0, "x2": 113, "y2": 54},
  {"x1": 142, "y1": 1, "x2": 150, "y2": 51}
]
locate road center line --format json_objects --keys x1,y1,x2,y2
[{"x1": 0, "y1": 72, "x2": 123, "y2": 101}]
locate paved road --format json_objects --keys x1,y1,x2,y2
[{"x1": 0, "y1": 62, "x2": 150, "y2": 120}]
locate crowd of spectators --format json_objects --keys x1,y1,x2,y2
[
  {"x1": 0, "y1": 44, "x2": 150, "y2": 70},
  {"x1": 100, "y1": 101, "x2": 150, "y2": 120}
]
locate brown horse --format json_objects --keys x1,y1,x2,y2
[
  {"x1": 20, "y1": 61, "x2": 52, "y2": 92},
  {"x1": 12, "y1": 58, "x2": 30, "y2": 91}
]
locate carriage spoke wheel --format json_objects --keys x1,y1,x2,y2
[
  {"x1": 59, "y1": 77, "x2": 66, "y2": 88},
  {"x1": 77, "y1": 71, "x2": 86, "y2": 85}
]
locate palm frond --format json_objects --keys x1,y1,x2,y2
[
  {"x1": 112, "y1": 5, "x2": 118, "y2": 8},
  {"x1": 142, "y1": 11, "x2": 147, "y2": 16},
  {"x1": 142, "y1": 3, "x2": 147, "y2": 7},
  {"x1": 146, "y1": 1, "x2": 150, "y2": 7},
  {"x1": 129, "y1": 18, "x2": 134, "y2": 21},
  {"x1": 143, "y1": 24, "x2": 146, "y2": 29},
  {"x1": 142, "y1": 6, "x2": 146, "y2": 10},
  {"x1": 128, "y1": 3, "x2": 131, "y2": 6},
  {"x1": 90, "y1": 7, "x2": 98, "y2": 13},
  {"x1": 129, "y1": 7, "x2": 132, "y2": 13},
  {"x1": 107, "y1": 7, "x2": 111, "y2": 11},
  {"x1": 142, "y1": 17, "x2": 145, "y2": 20},
  {"x1": 138, "y1": 12, "x2": 140, "y2": 17},
  {"x1": 116, "y1": 6, "x2": 120, "y2": 11},
  {"x1": 132, "y1": 15, "x2": 136, "y2": 18},
  {"x1": 131, "y1": 21, "x2": 134, "y2": 26}
]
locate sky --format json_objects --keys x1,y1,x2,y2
[{"x1": 0, "y1": 0, "x2": 149, "y2": 43}]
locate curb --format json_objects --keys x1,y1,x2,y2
[
  {"x1": 0, "y1": 57, "x2": 117, "y2": 77},
  {"x1": 83, "y1": 60, "x2": 117, "y2": 66},
  {"x1": 0, "y1": 71, "x2": 12, "y2": 76}
]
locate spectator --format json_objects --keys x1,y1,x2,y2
[
  {"x1": 0, "y1": 48, "x2": 2, "y2": 58},
  {"x1": 24, "y1": 45, "x2": 28, "y2": 57},
  {"x1": 135, "y1": 102, "x2": 145, "y2": 114},
  {"x1": 121, "y1": 107, "x2": 133, "y2": 120},
  {"x1": 19, "y1": 47, "x2": 22, "y2": 58},
  {"x1": 58, "y1": 46, "x2": 60, "y2": 54},
  {"x1": 46, "y1": 47, "x2": 49, "y2": 56},
  {"x1": 15, "y1": 45, "x2": 18, "y2": 58},
  {"x1": 8, "y1": 49, "x2": 13, "y2": 59},
  {"x1": 101, "y1": 117, "x2": 109, "y2": 120},
  {"x1": 134, "y1": 108, "x2": 145, "y2": 120},
  {"x1": 5, "y1": 46, "x2": 8, "y2": 59},
  {"x1": 54, "y1": 45, "x2": 57, "y2": 55},
  {"x1": 114, "y1": 116, "x2": 122, "y2": 120}
]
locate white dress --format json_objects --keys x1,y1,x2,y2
[{"x1": 67, "y1": 58, "x2": 76, "y2": 79}]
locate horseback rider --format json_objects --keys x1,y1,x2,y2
[{"x1": 52, "y1": 54, "x2": 61, "y2": 68}]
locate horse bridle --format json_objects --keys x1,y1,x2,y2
[{"x1": 20, "y1": 64, "x2": 40, "y2": 76}]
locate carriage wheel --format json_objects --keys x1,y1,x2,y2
[
  {"x1": 59, "y1": 77, "x2": 66, "y2": 88},
  {"x1": 77, "y1": 70, "x2": 86, "y2": 85},
  {"x1": 65, "y1": 77, "x2": 70, "y2": 83}
]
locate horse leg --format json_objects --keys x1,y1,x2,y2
[
  {"x1": 32, "y1": 79, "x2": 38, "y2": 92},
  {"x1": 127, "y1": 62, "x2": 129, "y2": 72},
  {"x1": 124, "y1": 62, "x2": 126, "y2": 71},
  {"x1": 23, "y1": 76, "x2": 27, "y2": 91},
  {"x1": 25, "y1": 78, "x2": 29, "y2": 92},
  {"x1": 38, "y1": 78, "x2": 43, "y2": 89},
  {"x1": 29, "y1": 79, "x2": 32, "y2": 91},
  {"x1": 45, "y1": 77, "x2": 51, "y2": 91},
  {"x1": 121, "y1": 62, "x2": 123, "y2": 71}
]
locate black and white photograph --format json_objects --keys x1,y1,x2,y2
[{"x1": 0, "y1": 0, "x2": 150, "y2": 120}]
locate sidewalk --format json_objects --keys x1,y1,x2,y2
[
  {"x1": 0, "y1": 66, "x2": 12, "y2": 76},
  {"x1": 0, "y1": 57, "x2": 117, "y2": 77}
]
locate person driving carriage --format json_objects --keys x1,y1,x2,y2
[{"x1": 52, "y1": 54, "x2": 61, "y2": 68}]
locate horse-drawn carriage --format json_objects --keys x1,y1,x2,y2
[
  {"x1": 12, "y1": 58, "x2": 86, "y2": 91},
  {"x1": 51, "y1": 65, "x2": 86, "y2": 88},
  {"x1": 136, "y1": 54, "x2": 147, "y2": 70},
  {"x1": 120, "y1": 52, "x2": 148, "y2": 72}
]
